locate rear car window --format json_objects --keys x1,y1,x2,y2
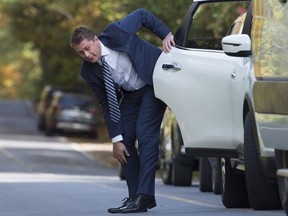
[{"x1": 60, "y1": 95, "x2": 94, "y2": 110}]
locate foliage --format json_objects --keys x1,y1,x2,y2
[
  {"x1": 253, "y1": 0, "x2": 288, "y2": 78},
  {"x1": 0, "y1": 0, "x2": 237, "y2": 100}
]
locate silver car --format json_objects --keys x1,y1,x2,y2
[{"x1": 44, "y1": 91, "x2": 98, "y2": 138}]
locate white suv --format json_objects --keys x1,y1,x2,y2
[{"x1": 153, "y1": 0, "x2": 286, "y2": 211}]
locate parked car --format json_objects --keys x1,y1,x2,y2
[
  {"x1": 159, "y1": 107, "x2": 198, "y2": 186},
  {"x1": 44, "y1": 91, "x2": 98, "y2": 137},
  {"x1": 249, "y1": 0, "x2": 288, "y2": 213},
  {"x1": 153, "y1": 0, "x2": 283, "y2": 211},
  {"x1": 160, "y1": 10, "x2": 247, "y2": 194},
  {"x1": 37, "y1": 85, "x2": 56, "y2": 131}
]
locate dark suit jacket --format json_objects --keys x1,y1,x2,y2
[{"x1": 80, "y1": 8, "x2": 171, "y2": 139}]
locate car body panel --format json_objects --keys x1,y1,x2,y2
[
  {"x1": 253, "y1": 82, "x2": 288, "y2": 152},
  {"x1": 154, "y1": 47, "x2": 250, "y2": 150}
]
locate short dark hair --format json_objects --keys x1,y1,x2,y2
[{"x1": 70, "y1": 26, "x2": 95, "y2": 47}]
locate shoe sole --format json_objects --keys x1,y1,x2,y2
[
  {"x1": 147, "y1": 203, "x2": 157, "y2": 209},
  {"x1": 108, "y1": 202, "x2": 156, "y2": 213},
  {"x1": 121, "y1": 204, "x2": 156, "y2": 213}
]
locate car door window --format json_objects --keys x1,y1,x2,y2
[{"x1": 186, "y1": 1, "x2": 250, "y2": 50}]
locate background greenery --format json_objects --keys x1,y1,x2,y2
[
  {"x1": 1, "y1": 0, "x2": 286, "y2": 100},
  {"x1": 0, "y1": 0, "x2": 188, "y2": 99}
]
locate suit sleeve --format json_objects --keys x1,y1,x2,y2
[{"x1": 114, "y1": 8, "x2": 171, "y2": 40}]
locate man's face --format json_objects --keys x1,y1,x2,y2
[{"x1": 73, "y1": 35, "x2": 101, "y2": 63}]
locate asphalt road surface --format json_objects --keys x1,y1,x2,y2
[{"x1": 0, "y1": 99, "x2": 285, "y2": 216}]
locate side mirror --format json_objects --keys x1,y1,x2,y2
[{"x1": 222, "y1": 34, "x2": 251, "y2": 57}]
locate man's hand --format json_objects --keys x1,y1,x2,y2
[
  {"x1": 113, "y1": 141, "x2": 130, "y2": 165},
  {"x1": 162, "y1": 32, "x2": 175, "y2": 53}
]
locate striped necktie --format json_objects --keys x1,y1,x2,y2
[{"x1": 101, "y1": 56, "x2": 121, "y2": 123}]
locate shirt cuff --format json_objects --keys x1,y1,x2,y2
[{"x1": 111, "y1": 135, "x2": 123, "y2": 144}]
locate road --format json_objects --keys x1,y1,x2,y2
[{"x1": 0, "y1": 99, "x2": 285, "y2": 216}]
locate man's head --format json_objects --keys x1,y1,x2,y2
[{"x1": 70, "y1": 26, "x2": 101, "y2": 63}]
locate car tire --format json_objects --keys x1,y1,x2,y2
[
  {"x1": 275, "y1": 149, "x2": 288, "y2": 214},
  {"x1": 172, "y1": 157, "x2": 193, "y2": 186},
  {"x1": 161, "y1": 157, "x2": 193, "y2": 186},
  {"x1": 211, "y1": 157, "x2": 222, "y2": 195},
  {"x1": 199, "y1": 157, "x2": 212, "y2": 192},
  {"x1": 37, "y1": 120, "x2": 45, "y2": 131},
  {"x1": 89, "y1": 131, "x2": 98, "y2": 139},
  {"x1": 160, "y1": 123, "x2": 193, "y2": 186},
  {"x1": 171, "y1": 125, "x2": 193, "y2": 186},
  {"x1": 244, "y1": 112, "x2": 281, "y2": 210},
  {"x1": 221, "y1": 158, "x2": 250, "y2": 208},
  {"x1": 159, "y1": 122, "x2": 172, "y2": 185},
  {"x1": 161, "y1": 161, "x2": 172, "y2": 185},
  {"x1": 119, "y1": 166, "x2": 126, "y2": 180},
  {"x1": 44, "y1": 126, "x2": 55, "y2": 136}
]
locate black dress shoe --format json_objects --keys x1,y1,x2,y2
[
  {"x1": 107, "y1": 194, "x2": 156, "y2": 213},
  {"x1": 107, "y1": 196, "x2": 135, "y2": 213}
]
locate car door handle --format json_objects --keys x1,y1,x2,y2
[{"x1": 162, "y1": 64, "x2": 181, "y2": 71}]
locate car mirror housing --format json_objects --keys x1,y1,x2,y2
[{"x1": 222, "y1": 34, "x2": 251, "y2": 57}]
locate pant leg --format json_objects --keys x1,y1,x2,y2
[
  {"x1": 119, "y1": 90, "x2": 141, "y2": 197},
  {"x1": 136, "y1": 86, "x2": 166, "y2": 196}
]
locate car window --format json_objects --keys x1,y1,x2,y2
[{"x1": 185, "y1": 1, "x2": 250, "y2": 50}]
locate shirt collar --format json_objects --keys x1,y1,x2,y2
[{"x1": 98, "y1": 42, "x2": 110, "y2": 64}]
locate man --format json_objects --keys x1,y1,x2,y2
[{"x1": 70, "y1": 8, "x2": 174, "y2": 213}]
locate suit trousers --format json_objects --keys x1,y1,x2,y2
[{"x1": 119, "y1": 85, "x2": 166, "y2": 197}]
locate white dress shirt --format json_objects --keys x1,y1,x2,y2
[
  {"x1": 98, "y1": 42, "x2": 146, "y2": 143},
  {"x1": 99, "y1": 42, "x2": 146, "y2": 91}
]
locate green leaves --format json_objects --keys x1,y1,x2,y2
[{"x1": 0, "y1": 0, "x2": 246, "y2": 99}]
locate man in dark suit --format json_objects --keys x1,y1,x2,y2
[{"x1": 70, "y1": 8, "x2": 174, "y2": 213}]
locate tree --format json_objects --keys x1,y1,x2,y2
[{"x1": 0, "y1": 0, "x2": 235, "y2": 99}]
